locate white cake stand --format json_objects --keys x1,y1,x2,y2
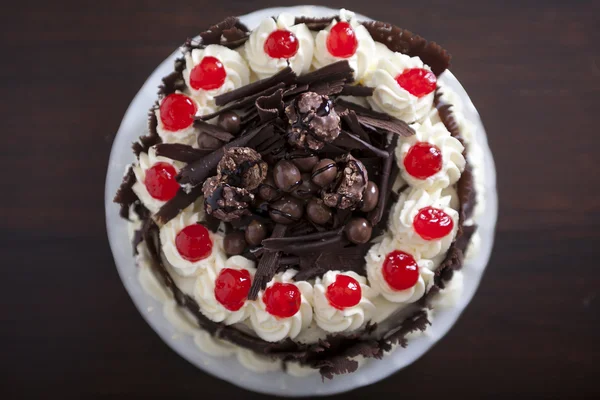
[{"x1": 105, "y1": 5, "x2": 498, "y2": 397}]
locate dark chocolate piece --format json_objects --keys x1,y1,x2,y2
[
  {"x1": 202, "y1": 178, "x2": 253, "y2": 222},
  {"x1": 245, "y1": 220, "x2": 268, "y2": 246},
  {"x1": 288, "y1": 150, "x2": 319, "y2": 172},
  {"x1": 195, "y1": 120, "x2": 235, "y2": 142},
  {"x1": 306, "y1": 198, "x2": 333, "y2": 225},
  {"x1": 269, "y1": 196, "x2": 304, "y2": 224},
  {"x1": 333, "y1": 130, "x2": 390, "y2": 158},
  {"x1": 273, "y1": 160, "x2": 302, "y2": 192},
  {"x1": 155, "y1": 143, "x2": 211, "y2": 163},
  {"x1": 339, "y1": 84, "x2": 375, "y2": 97},
  {"x1": 434, "y1": 90, "x2": 461, "y2": 140},
  {"x1": 132, "y1": 107, "x2": 161, "y2": 157},
  {"x1": 286, "y1": 92, "x2": 341, "y2": 150},
  {"x1": 155, "y1": 184, "x2": 203, "y2": 227},
  {"x1": 296, "y1": 61, "x2": 354, "y2": 85},
  {"x1": 355, "y1": 114, "x2": 415, "y2": 137},
  {"x1": 157, "y1": 57, "x2": 186, "y2": 96},
  {"x1": 311, "y1": 158, "x2": 337, "y2": 187},
  {"x1": 216, "y1": 147, "x2": 268, "y2": 191},
  {"x1": 192, "y1": 16, "x2": 250, "y2": 49},
  {"x1": 361, "y1": 181, "x2": 379, "y2": 212},
  {"x1": 248, "y1": 224, "x2": 287, "y2": 300},
  {"x1": 197, "y1": 133, "x2": 223, "y2": 150},
  {"x1": 256, "y1": 88, "x2": 284, "y2": 123},
  {"x1": 345, "y1": 217, "x2": 373, "y2": 244},
  {"x1": 217, "y1": 111, "x2": 242, "y2": 135},
  {"x1": 322, "y1": 154, "x2": 368, "y2": 210},
  {"x1": 294, "y1": 16, "x2": 335, "y2": 31},
  {"x1": 113, "y1": 165, "x2": 138, "y2": 219},
  {"x1": 368, "y1": 135, "x2": 398, "y2": 225},
  {"x1": 340, "y1": 110, "x2": 370, "y2": 143},
  {"x1": 215, "y1": 67, "x2": 295, "y2": 106},
  {"x1": 224, "y1": 231, "x2": 247, "y2": 255},
  {"x1": 291, "y1": 173, "x2": 320, "y2": 200}
]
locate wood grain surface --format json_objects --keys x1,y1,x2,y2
[{"x1": 1, "y1": 0, "x2": 599, "y2": 398}]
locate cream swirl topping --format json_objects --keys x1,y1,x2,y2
[
  {"x1": 193, "y1": 256, "x2": 256, "y2": 325},
  {"x1": 131, "y1": 146, "x2": 185, "y2": 214},
  {"x1": 313, "y1": 271, "x2": 375, "y2": 333},
  {"x1": 364, "y1": 52, "x2": 435, "y2": 123},
  {"x1": 389, "y1": 187, "x2": 459, "y2": 259},
  {"x1": 159, "y1": 202, "x2": 226, "y2": 277},
  {"x1": 397, "y1": 118, "x2": 466, "y2": 190},
  {"x1": 183, "y1": 44, "x2": 250, "y2": 108},
  {"x1": 366, "y1": 235, "x2": 435, "y2": 303},
  {"x1": 312, "y1": 9, "x2": 377, "y2": 82},
  {"x1": 154, "y1": 91, "x2": 201, "y2": 146},
  {"x1": 249, "y1": 269, "x2": 313, "y2": 342},
  {"x1": 244, "y1": 13, "x2": 314, "y2": 79}
]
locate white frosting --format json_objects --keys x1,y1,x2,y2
[
  {"x1": 193, "y1": 330, "x2": 236, "y2": 357},
  {"x1": 389, "y1": 187, "x2": 459, "y2": 259},
  {"x1": 244, "y1": 13, "x2": 314, "y2": 79},
  {"x1": 366, "y1": 235, "x2": 434, "y2": 303},
  {"x1": 313, "y1": 271, "x2": 375, "y2": 333},
  {"x1": 237, "y1": 349, "x2": 282, "y2": 372},
  {"x1": 312, "y1": 9, "x2": 377, "y2": 82},
  {"x1": 249, "y1": 269, "x2": 313, "y2": 342},
  {"x1": 397, "y1": 119, "x2": 465, "y2": 190},
  {"x1": 163, "y1": 299, "x2": 199, "y2": 336},
  {"x1": 364, "y1": 52, "x2": 435, "y2": 123},
  {"x1": 183, "y1": 44, "x2": 250, "y2": 109},
  {"x1": 131, "y1": 146, "x2": 185, "y2": 214},
  {"x1": 136, "y1": 243, "x2": 172, "y2": 303},
  {"x1": 154, "y1": 91, "x2": 200, "y2": 146},
  {"x1": 159, "y1": 202, "x2": 226, "y2": 277},
  {"x1": 193, "y1": 256, "x2": 256, "y2": 325},
  {"x1": 286, "y1": 362, "x2": 319, "y2": 377}
]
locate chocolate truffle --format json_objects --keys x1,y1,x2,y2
[
  {"x1": 217, "y1": 111, "x2": 241, "y2": 135},
  {"x1": 345, "y1": 217, "x2": 372, "y2": 244},
  {"x1": 223, "y1": 231, "x2": 247, "y2": 255},
  {"x1": 311, "y1": 158, "x2": 337, "y2": 187},
  {"x1": 202, "y1": 177, "x2": 253, "y2": 222},
  {"x1": 269, "y1": 196, "x2": 304, "y2": 224},
  {"x1": 361, "y1": 181, "x2": 379, "y2": 212},
  {"x1": 291, "y1": 173, "x2": 320, "y2": 200},
  {"x1": 217, "y1": 147, "x2": 267, "y2": 191},
  {"x1": 273, "y1": 160, "x2": 301, "y2": 192},
  {"x1": 289, "y1": 150, "x2": 319, "y2": 172},
  {"x1": 285, "y1": 92, "x2": 340, "y2": 150},
  {"x1": 306, "y1": 198, "x2": 332, "y2": 225},
  {"x1": 322, "y1": 154, "x2": 368, "y2": 210},
  {"x1": 245, "y1": 220, "x2": 268, "y2": 246}
]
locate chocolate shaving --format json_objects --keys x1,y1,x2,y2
[
  {"x1": 155, "y1": 184, "x2": 204, "y2": 224},
  {"x1": 457, "y1": 163, "x2": 476, "y2": 225},
  {"x1": 190, "y1": 17, "x2": 250, "y2": 49},
  {"x1": 339, "y1": 84, "x2": 375, "y2": 97},
  {"x1": 155, "y1": 143, "x2": 211, "y2": 163},
  {"x1": 261, "y1": 227, "x2": 343, "y2": 250},
  {"x1": 379, "y1": 310, "x2": 431, "y2": 351},
  {"x1": 368, "y1": 135, "x2": 399, "y2": 225},
  {"x1": 363, "y1": 21, "x2": 451, "y2": 76},
  {"x1": 296, "y1": 61, "x2": 354, "y2": 85},
  {"x1": 294, "y1": 243, "x2": 369, "y2": 281},
  {"x1": 355, "y1": 114, "x2": 415, "y2": 137},
  {"x1": 294, "y1": 16, "x2": 335, "y2": 31},
  {"x1": 256, "y1": 89, "x2": 284, "y2": 123},
  {"x1": 334, "y1": 130, "x2": 390, "y2": 158},
  {"x1": 434, "y1": 90, "x2": 462, "y2": 140},
  {"x1": 132, "y1": 107, "x2": 161, "y2": 157},
  {"x1": 157, "y1": 57, "x2": 186, "y2": 96},
  {"x1": 195, "y1": 120, "x2": 235, "y2": 142},
  {"x1": 177, "y1": 124, "x2": 271, "y2": 187},
  {"x1": 113, "y1": 165, "x2": 138, "y2": 219},
  {"x1": 248, "y1": 224, "x2": 287, "y2": 300},
  {"x1": 215, "y1": 67, "x2": 295, "y2": 106},
  {"x1": 340, "y1": 110, "x2": 369, "y2": 142}
]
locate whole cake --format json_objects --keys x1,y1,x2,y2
[{"x1": 114, "y1": 9, "x2": 483, "y2": 378}]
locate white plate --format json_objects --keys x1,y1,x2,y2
[{"x1": 105, "y1": 5, "x2": 497, "y2": 397}]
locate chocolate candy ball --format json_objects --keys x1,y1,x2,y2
[
  {"x1": 361, "y1": 181, "x2": 379, "y2": 212},
  {"x1": 291, "y1": 173, "x2": 320, "y2": 200},
  {"x1": 311, "y1": 158, "x2": 337, "y2": 187},
  {"x1": 269, "y1": 196, "x2": 304, "y2": 224},
  {"x1": 223, "y1": 231, "x2": 247, "y2": 255},
  {"x1": 245, "y1": 220, "x2": 268, "y2": 246},
  {"x1": 345, "y1": 218, "x2": 373, "y2": 244},
  {"x1": 306, "y1": 198, "x2": 332, "y2": 225},
  {"x1": 258, "y1": 174, "x2": 278, "y2": 201},
  {"x1": 273, "y1": 160, "x2": 302, "y2": 192},
  {"x1": 217, "y1": 111, "x2": 241, "y2": 135},
  {"x1": 197, "y1": 133, "x2": 222, "y2": 150},
  {"x1": 289, "y1": 151, "x2": 319, "y2": 172}
]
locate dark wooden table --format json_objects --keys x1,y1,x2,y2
[{"x1": 2, "y1": 0, "x2": 599, "y2": 398}]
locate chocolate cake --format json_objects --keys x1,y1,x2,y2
[{"x1": 114, "y1": 9, "x2": 482, "y2": 379}]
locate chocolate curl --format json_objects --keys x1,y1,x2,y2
[
  {"x1": 362, "y1": 21, "x2": 451, "y2": 76},
  {"x1": 294, "y1": 16, "x2": 335, "y2": 31},
  {"x1": 339, "y1": 84, "x2": 374, "y2": 97},
  {"x1": 334, "y1": 130, "x2": 390, "y2": 159},
  {"x1": 294, "y1": 243, "x2": 370, "y2": 282},
  {"x1": 155, "y1": 143, "x2": 211, "y2": 163},
  {"x1": 215, "y1": 67, "x2": 295, "y2": 106},
  {"x1": 195, "y1": 120, "x2": 235, "y2": 142},
  {"x1": 177, "y1": 124, "x2": 271, "y2": 187},
  {"x1": 261, "y1": 227, "x2": 344, "y2": 250},
  {"x1": 256, "y1": 88, "x2": 284, "y2": 123},
  {"x1": 184, "y1": 17, "x2": 250, "y2": 50},
  {"x1": 248, "y1": 224, "x2": 287, "y2": 300},
  {"x1": 434, "y1": 89, "x2": 462, "y2": 142},
  {"x1": 157, "y1": 57, "x2": 186, "y2": 96},
  {"x1": 368, "y1": 135, "x2": 399, "y2": 225},
  {"x1": 113, "y1": 165, "x2": 138, "y2": 220},
  {"x1": 335, "y1": 99, "x2": 415, "y2": 137},
  {"x1": 296, "y1": 61, "x2": 354, "y2": 85},
  {"x1": 132, "y1": 107, "x2": 161, "y2": 157},
  {"x1": 379, "y1": 310, "x2": 431, "y2": 352},
  {"x1": 155, "y1": 185, "x2": 204, "y2": 224}
]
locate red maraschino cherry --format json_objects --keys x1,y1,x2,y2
[
  {"x1": 175, "y1": 224, "x2": 213, "y2": 262},
  {"x1": 404, "y1": 142, "x2": 443, "y2": 179},
  {"x1": 326, "y1": 21, "x2": 358, "y2": 58},
  {"x1": 395, "y1": 68, "x2": 437, "y2": 98},
  {"x1": 159, "y1": 93, "x2": 197, "y2": 131},
  {"x1": 144, "y1": 162, "x2": 180, "y2": 201},
  {"x1": 326, "y1": 274, "x2": 362, "y2": 310},
  {"x1": 263, "y1": 282, "x2": 301, "y2": 318},
  {"x1": 189, "y1": 56, "x2": 227, "y2": 91},
  {"x1": 264, "y1": 30, "x2": 299, "y2": 59},
  {"x1": 382, "y1": 250, "x2": 419, "y2": 291},
  {"x1": 214, "y1": 268, "x2": 252, "y2": 311},
  {"x1": 413, "y1": 206, "x2": 454, "y2": 240}
]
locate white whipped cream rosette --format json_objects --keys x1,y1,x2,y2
[
  {"x1": 244, "y1": 13, "x2": 314, "y2": 79},
  {"x1": 389, "y1": 187, "x2": 459, "y2": 259},
  {"x1": 249, "y1": 269, "x2": 313, "y2": 342},
  {"x1": 366, "y1": 235, "x2": 435, "y2": 303},
  {"x1": 312, "y1": 9, "x2": 377, "y2": 82},
  {"x1": 397, "y1": 118, "x2": 466, "y2": 191},
  {"x1": 159, "y1": 202, "x2": 226, "y2": 277},
  {"x1": 364, "y1": 52, "x2": 436, "y2": 123},
  {"x1": 154, "y1": 90, "x2": 202, "y2": 146},
  {"x1": 313, "y1": 270, "x2": 376, "y2": 333},
  {"x1": 193, "y1": 256, "x2": 256, "y2": 325},
  {"x1": 131, "y1": 146, "x2": 185, "y2": 214}
]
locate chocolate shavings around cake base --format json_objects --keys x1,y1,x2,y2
[{"x1": 113, "y1": 165, "x2": 138, "y2": 220}]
